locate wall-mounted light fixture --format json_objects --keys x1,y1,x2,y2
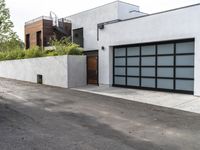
[
  {"x1": 98, "y1": 24, "x2": 104, "y2": 30},
  {"x1": 101, "y1": 46, "x2": 105, "y2": 50}
]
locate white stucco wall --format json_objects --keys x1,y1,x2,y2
[
  {"x1": 68, "y1": 56, "x2": 87, "y2": 88},
  {"x1": 0, "y1": 55, "x2": 86, "y2": 88},
  {"x1": 117, "y1": 1, "x2": 146, "y2": 20},
  {"x1": 98, "y1": 4, "x2": 200, "y2": 96},
  {"x1": 66, "y1": 2, "x2": 119, "y2": 51},
  {"x1": 66, "y1": 1, "x2": 143, "y2": 51}
]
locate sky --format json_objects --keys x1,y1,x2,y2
[{"x1": 5, "y1": 0, "x2": 200, "y2": 41}]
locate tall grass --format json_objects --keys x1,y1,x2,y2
[
  {"x1": 0, "y1": 38, "x2": 83, "y2": 61},
  {"x1": 0, "y1": 46, "x2": 43, "y2": 61}
]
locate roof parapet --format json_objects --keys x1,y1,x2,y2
[
  {"x1": 25, "y1": 16, "x2": 52, "y2": 25},
  {"x1": 25, "y1": 16, "x2": 71, "y2": 26}
]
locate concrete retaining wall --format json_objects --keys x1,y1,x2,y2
[{"x1": 0, "y1": 55, "x2": 86, "y2": 88}]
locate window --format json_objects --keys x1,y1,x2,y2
[
  {"x1": 26, "y1": 34, "x2": 30, "y2": 49},
  {"x1": 73, "y1": 28, "x2": 84, "y2": 48},
  {"x1": 36, "y1": 31, "x2": 42, "y2": 47}
]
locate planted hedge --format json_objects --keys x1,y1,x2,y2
[{"x1": 0, "y1": 40, "x2": 83, "y2": 61}]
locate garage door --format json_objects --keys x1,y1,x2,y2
[{"x1": 113, "y1": 39, "x2": 194, "y2": 94}]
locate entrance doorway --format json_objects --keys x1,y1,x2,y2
[{"x1": 85, "y1": 51, "x2": 98, "y2": 85}]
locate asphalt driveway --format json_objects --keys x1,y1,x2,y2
[{"x1": 0, "y1": 78, "x2": 200, "y2": 150}]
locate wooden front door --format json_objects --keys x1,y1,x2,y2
[{"x1": 86, "y1": 51, "x2": 98, "y2": 85}]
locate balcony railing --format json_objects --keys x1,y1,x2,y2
[
  {"x1": 25, "y1": 16, "x2": 52, "y2": 25},
  {"x1": 25, "y1": 16, "x2": 71, "y2": 25}
]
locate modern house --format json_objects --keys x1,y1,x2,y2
[
  {"x1": 24, "y1": 1, "x2": 200, "y2": 96},
  {"x1": 66, "y1": 1, "x2": 146, "y2": 85}
]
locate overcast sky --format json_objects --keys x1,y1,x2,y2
[{"x1": 6, "y1": 0, "x2": 200, "y2": 41}]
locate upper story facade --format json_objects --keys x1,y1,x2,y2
[
  {"x1": 24, "y1": 1, "x2": 146, "y2": 50},
  {"x1": 65, "y1": 1, "x2": 146, "y2": 51}
]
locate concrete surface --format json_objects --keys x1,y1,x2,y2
[
  {"x1": 67, "y1": 55, "x2": 87, "y2": 88},
  {"x1": 0, "y1": 55, "x2": 86, "y2": 88},
  {"x1": 0, "y1": 78, "x2": 200, "y2": 150},
  {"x1": 73, "y1": 85, "x2": 200, "y2": 114}
]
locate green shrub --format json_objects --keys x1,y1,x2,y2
[
  {"x1": 0, "y1": 52, "x2": 7, "y2": 61},
  {"x1": 25, "y1": 46, "x2": 43, "y2": 58},
  {"x1": 46, "y1": 51, "x2": 58, "y2": 56},
  {"x1": 0, "y1": 50, "x2": 25, "y2": 61},
  {"x1": 0, "y1": 38, "x2": 84, "y2": 61},
  {"x1": 0, "y1": 39, "x2": 24, "y2": 52},
  {"x1": 5, "y1": 50, "x2": 19, "y2": 60},
  {"x1": 50, "y1": 37, "x2": 83, "y2": 55},
  {"x1": 68, "y1": 47, "x2": 83, "y2": 55},
  {"x1": 16, "y1": 50, "x2": 25, "y2": 59}
]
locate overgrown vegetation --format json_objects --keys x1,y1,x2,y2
[
  {"x1": 48, "y1": 37, "x2": 83, "y2": 56},
  {"x1": 0, "y1": 0, "x2": 24, "y2": 57},
  {"x1": 0, "y1": 0, "x2": 22, "y2": 51},
  {"x1": 0, "y1": 38, "x2": 83, "y2": 61},
  {"x1": 0, "y1": 0, "x2": 83, "y2": 61},
  {"x1": 0, "y1": 46, "x2": 41, "y2": 61},
  {"x1": 0, "y1": 38, "x2": 24, "y2": 52}
]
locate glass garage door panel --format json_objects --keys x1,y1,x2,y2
[
  {"x1": 115, "y1": 77, "x2": 126, "y2": 85},
  {"x1": 157, "y1": 68, "x2": 174, "y2": 78},
  {"x1": 114, "y1": 48, "x2": 126, "y2": 57},
  {"x1": 157, "y1": 56, "x2": 174, "y2": 66},
  {"x1": 113, "y1": 40, "x2": 194, "y2": 93},
  {"x1": 141, "y1": 57, "x2": 155, "y2": 66},
  {"x1": 115, "y1": 67, "x2": 126, "y2": 76},
  {"x1": 115, "y1": 58, "x2": 126, "y2": 66},
  {"x1": 176, "y1": 55, "x2": 194, "y2": 66},
  {"x1": 176, "y1": 42, "x2": 194, "y2": 54},
  {"x1": 157, "y1": 44, "x2": 174, "y2": 54},
  {"x1": 127, "y1": 77, "x2": 139, "y2": 86},
  {"x1": 127, "y1": 47, "x2": 140, "y2": 56},
  {"x1": 141, "y1": 68, "x2": 155, "y2": 77},
  {"x1": 176, "y1": 80, "x2": 194, "y2": 91},
  {"x1": 127, "y1": 67, "x2": 139, "y2": 76},
  {"x1": 176, "y1": 68, "x2": 194, "y2": 78},
  {"x1": 157, "y1": 79, "x2": 174, "y2": 89},
  {"x1": 127, "y1": 57, "x2": 140, "y2": 66},
  {"x1": 141, "y1": 45, "x2": 156, "y2": 55},
  {"x1": 141, "y1": 78, "x2": 155, "y2": 88}
]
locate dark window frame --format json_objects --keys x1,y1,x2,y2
[
  {"x1": 25, "y1": 34, "x2": 30, "y2": 49},
  {"x1": 36, "y1": 31, "x2": 42, "y2": 47},
  {"x1": 73, "y1": 28, "x2": 84, "y2": 48}
]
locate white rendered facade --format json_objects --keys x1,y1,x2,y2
[{"x1": 66, "y1": 1, "x2": 200, "y2": 95}]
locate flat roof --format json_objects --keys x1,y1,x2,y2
[
  {"x1": 25, "y1": 16, "x2": 52, "y2": 25},
  {"x1": 102, "y1": 3, "x2": 200, "y2": 26},
  {"x1": 65, "y1": 0, "x2": 139, "y2": 18}
]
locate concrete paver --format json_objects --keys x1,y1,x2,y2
[{"x1": 73, "y1": 85, "x2": 200, "y2": 114}]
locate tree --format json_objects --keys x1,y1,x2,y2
[
  {"x1": 0, "y1": 0, "x2": 22, "y2": 51},
  {"x1": 0, "y1": 38, "x2": 24, "y2": 51}
]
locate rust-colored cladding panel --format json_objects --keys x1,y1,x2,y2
[
  {"x1": 42, "y1": 20, "x2": 54, "y2": 46},
  {"x1": 25, "y1": 20, "x2": 44, "y2": 48}
]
